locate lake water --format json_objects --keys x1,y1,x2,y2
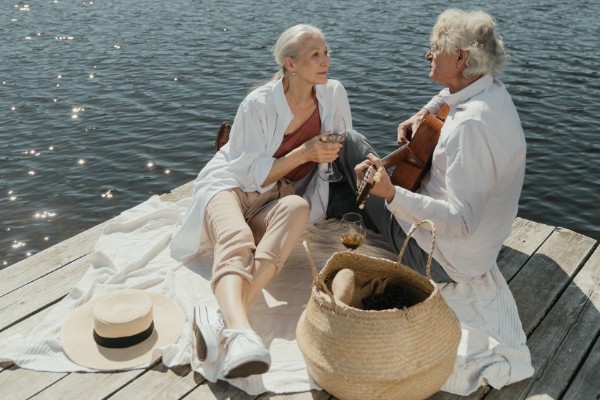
[{"x1": 1, "y1": 0, "x2": 599, "y2": 268}]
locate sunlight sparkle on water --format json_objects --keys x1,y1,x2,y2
[
  {"x1": 35, "y1": 211, "x2": 57, "y2": 219},
  {"x1": 72, "y1": 106, "x2": 84, "y2": 119},
  {"x1": 78, "y1": 159, "x2": 86, "y2": 165},
  {"x1": 28, "y1": 170, "x2": 35, "y2": 176},
  {"x1": 101, "y1": 190, "x2": 113, "y2": 198},
  {"x1": 12, "y1": 240, "x2": 25, "y2": 249},
  {"x1": 147, "y1": 161, "x2": 154, "y2": 168}
]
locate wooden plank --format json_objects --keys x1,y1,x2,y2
[
  {"x1": 159, "y1": 181, "x2": 192, "y2": 203},
  {"x1": 30, "y1": 366, "x2": 157, "y2": 400},
  {"x1": 0, "y1": 303, "x2": 54, "y2": 372},
  {"x1": 0, "y1": 366, "x2": 67, "y2": 399},
  {"x1": 427, "y1": 386, "x2": 488, "y2": 400},
  {"x1": 29, "y1": 370, "x2": 143, "y2": 400},
  {"x1": 497, "y1": 218, "x2": 554, "y2": 281},
  {"x1": 182, "y1": 379, "x2": 256, "y2": 400},
  {"x1": 0, "y1": 253, "x2": 92, "y2": 332},
  {"x1": 257, "y1": 391, "x2": 331, "y2": 400},
  {"x1": 508, "y1": 227, "x2": 597, "y2": 335},
  {"x1": 549, "y1": 246, "x2": 600, "y2": 400},
  {"x1": 0, "y1": 224, "x2": 103, "y2": 299},
  {"x1": 485, "y1": 243, "x2": 600, "y2": 400},
  {"x1": 563, "y1": 335, "x2": 600, "y2": 400},
  {"x1": 527, "y1": 290, "x2": 600, "y2": 398},
  {"x1": 108, "y1": 364, "x2": 202, "y2": 400}
]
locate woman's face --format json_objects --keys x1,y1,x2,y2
[{"x1": 291, "y1": 35, "x2": 330, "y2": 85}]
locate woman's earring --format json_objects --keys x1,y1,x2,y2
[{"x1": 292, "y1": 71, "x2": 296, "y2": 76}]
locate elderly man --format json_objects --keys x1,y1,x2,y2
[
  {"x1": 333, "y1": 8, "x2": 526, "y2": 283},
  {"x1": 328, "y1": 8, "x2": 533, "y2": 395}
]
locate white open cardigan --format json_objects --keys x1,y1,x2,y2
[{"x1": 169, "y1": 78, "x2": 353, "y2": 260}]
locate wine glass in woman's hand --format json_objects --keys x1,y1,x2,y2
[{"x1": 319, "y1": 118, "x2": 346, "y2": 182}]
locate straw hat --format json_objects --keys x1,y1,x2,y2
[{"x1": 61, "y1": 289, "x2": 185, "y2": 371}]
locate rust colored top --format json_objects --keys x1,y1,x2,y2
[{"x1": 273, "y1": 107, "x2": 321, "y2": 182}]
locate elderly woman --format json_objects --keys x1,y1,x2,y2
[{"x1": 169, "y1": 24, "x2": 352, "y2": 378}]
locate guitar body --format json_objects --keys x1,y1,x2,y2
[
  {"x1": 356, "y1": 104, "x2": 449, "y2": 208},
  {"x1": 389, "y1": 104, "x2": 448, "y2": 191}
]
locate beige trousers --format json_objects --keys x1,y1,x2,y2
[{"x1": 204, "y1": 180, "x2": 310, "y2": 288}]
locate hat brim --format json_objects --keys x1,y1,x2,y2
[{"x1": 61, "y1": 292, "x2": 185, "y2": 371}]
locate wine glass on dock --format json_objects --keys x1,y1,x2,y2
[
  {"x1": 340, "y1": 212, "x2": 366, "y2": 251},
  {"x1": 319, "y1": 118, "x2": 346, "y2": 182}
]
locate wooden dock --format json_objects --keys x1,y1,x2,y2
[{"x1": 1, "y1": 182, "x2": 598, "y2": 400}]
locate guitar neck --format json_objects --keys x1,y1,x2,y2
[{"x1": 381, "y1": 142, "x2": 410, "y2": 170}]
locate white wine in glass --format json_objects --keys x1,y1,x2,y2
[
  {"x1": 319, "y1": 118, "x2": 346, "y2": 182},
  {"x1": 340, "y1": 212, "x2": 366, "y2": 251}
]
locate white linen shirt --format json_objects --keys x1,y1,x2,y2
[
  {"x1": 169, "y1": 78, "x2": 353, "y2": 260},
  {"x1": 388, "y1": 75, "x2": 526, "y2": 281}
]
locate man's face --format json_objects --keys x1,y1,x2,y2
[{"x1": 426, "y1": 43, "x2": 461, "y2": 89}]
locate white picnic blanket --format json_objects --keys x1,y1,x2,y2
[{"x1": 0, "y1": 194, "x2": 533, "y2": 396}]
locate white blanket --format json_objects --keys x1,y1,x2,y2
[{"x1": 0, "y1": 195, "x2": 533, "y2": 396}]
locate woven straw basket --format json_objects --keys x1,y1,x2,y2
[{"x1": 296, "y1": 220, "x2": 461, "y2": 400}]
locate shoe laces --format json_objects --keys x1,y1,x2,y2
[
  {"x1": 214, "y1": 309, "x2": 225, "y2": 330},
  {"x1": 211, "y1": 310, "x2": 225, "y2": 342},
  {"x1": 222, "y1": 329, "x2": 263, "y2": 348}
]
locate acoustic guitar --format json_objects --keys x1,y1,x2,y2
[{"x1": 356, "y1": 104, "x2": 449, "y2": 208}]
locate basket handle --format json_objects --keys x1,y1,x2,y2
[
  {"x1": 303, "y1": 240, "x2": 338, "y2": 310},
  {"x1": 397, "y1": 219, "x2": 436, "y2": 281}
]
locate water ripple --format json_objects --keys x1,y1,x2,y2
[{"x1": 1, "y1": 0, "x2": 598, "y2": 267}]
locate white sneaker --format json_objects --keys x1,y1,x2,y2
[
  {"x1": 222, "y1": 329, "x2": 271, "y2": 378},
  {"x1": 193, "y1": 305, "x2": 224, "y2": 363}
]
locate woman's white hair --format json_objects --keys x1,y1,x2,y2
[
  {"x1": 430, "y1": 9, "x2": 508, "y2": 78},
  {"x1": 271, "y1": 24, "x2": 326, "y2": 81}
]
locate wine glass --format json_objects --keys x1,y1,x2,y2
[
  {"x1": 319, "y1": 118, "x2": 347, "y2": 182},
  {"x1": 340, "y1": 212, "x2": 366, "y2": 251}
]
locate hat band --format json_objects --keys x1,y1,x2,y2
[{"x1": 93, "y1": 321, "x2": 155, "y2": 349}]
